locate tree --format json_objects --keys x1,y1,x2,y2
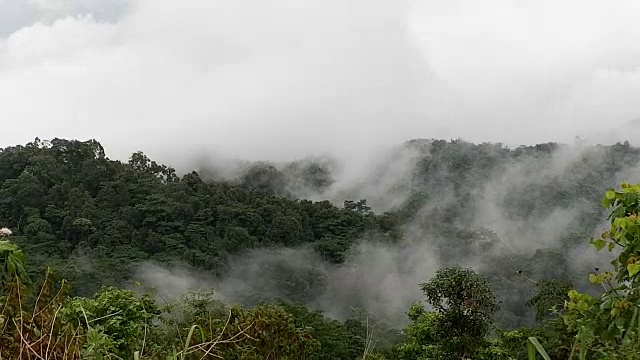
[
  {"x1": 240, "y1": 162, "x2": 287, "y2": 195},
  {"x1": 277, "y1": 301, "x2": 365, "y2": 360},
  {"x1": 419, "y1": 267, "x2": 499, "y2": 358},
  {"x1": 526, "y1": 279, "x2": 573, "y2": 322},
  {"x1": 397, "y1": 303, "x2": 440, "y2": 360}
]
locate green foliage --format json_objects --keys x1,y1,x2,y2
[
  {"x1": 0, "y1": 138, "x2": 395, "y2": 297},
  {"x1": 61, "y1": 287, "x2": 160, "y2": 358},
  {"x1": 6, "y1": 138, "x2": 640, "y2": 359},
  {"x1": 474, "y1": 338, "x2": 512, "y2": 360},
  {"x1": 498, "y1": 328, "x2": 549, "y2": 360},
  {"x1": 562, "y1": 183, "x2": 640, "y2": 358},
  {"x1": 276, "y1": 301, "x2": 365, "y2": 359},
  {"x1": 240, "y1": 162, "x2": 287, "y2": 195},
  {"x1": 400, "y1": 139, "x2": 640, "y2": 329},
  {"x1": 1, "y1": 236, "x2": 321, "y2": 359},
  {"x1": 398, "y1": 268, "x2": 499, "y2": 359},
  {"x1": 1, "y1": 236, "x2": 78, "y2": 358},
  {"x1": 527, "y1": 337, "x2": 551, "y2": 360},
  {"x1": 397, "y1": 303, "x2": 439, "y2": 360},
  {"x1": 150, "y1": 290, "x2": 320, "y2": 359},
  {"x1": 0, "y1": 238, "x2": 29, "y2": 286},
  {"x1": 2, "y1": 137, "x2": 640, "y2": 331},
  {"x1": 420, "y1": 267, "x2": 499, "y2": 358},
  {"x1": 526, "y1": 279, "x2": 573, "y2": 321}
]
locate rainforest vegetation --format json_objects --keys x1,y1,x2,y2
[{"x1": 2, "y1": 137, "x2": 640, "y2": 359}]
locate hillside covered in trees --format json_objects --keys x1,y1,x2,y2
[{"x1": 2, "y1": 137, "x2": 640, "y2": 359}]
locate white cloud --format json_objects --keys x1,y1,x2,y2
[
  {"x1": 0, "y1": 0, "x2": 639, "y2": 165},
  {"x1": 408, "y1": 0, "x2": 640, "y2": 143}
]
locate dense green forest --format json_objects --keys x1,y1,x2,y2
[{"x1": 2, "y1": 137, "x2": 640, "y2": 358}]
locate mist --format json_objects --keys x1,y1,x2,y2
[
  {"x1": 128, "y1": 140, "x2": 639, "y2": 329},
  {"x1": 134, "y1": 238, "x2": 441, "y2": 328}
]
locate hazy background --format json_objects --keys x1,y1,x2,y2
[{"x1": 1, "y1": 0, "x2": 640, "y2": 166}]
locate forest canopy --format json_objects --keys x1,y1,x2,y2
[{"x1": 1, "y1": 137, "x2": 640, "y2": 359}]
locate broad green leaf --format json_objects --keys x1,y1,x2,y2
[
  {"x1": 577, "y1": 301, "x2": 589, "y2": 312},
  {"x1": 608, "y1": 242, "x2": 615, "y2": 251},
  {"x1": 606, "y1": 190, "x2": 616, "y2": 200},
  {"x1": 592, "y1": 239, "x2": 606, "y2": 250},
  {"x1": 628, "y1": 263, "x2": 640, "y2": 277},
  {"x1": 610, "y1": 307, "x2": 620, "y2": 317},
  {"x1": 568, "y1": 290, "x2": 579, "y2": 299}
]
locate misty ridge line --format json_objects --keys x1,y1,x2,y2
[{"x1": 126, "y1": 139, "x2": 640, "y2": 328}]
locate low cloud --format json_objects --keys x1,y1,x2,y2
[
  {"x1": 1, "y1": 0, "x2": 640, "y2": 166},
  {"x1": 132, "y1": 142, "x2": 638, "y2": 327}
]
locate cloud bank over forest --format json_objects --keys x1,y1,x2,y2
[{"x1": 132, "y1": 140, "x2": 638, "y2": 327}]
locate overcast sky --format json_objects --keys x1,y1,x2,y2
[{"x1": 1, "y1": 0, "x2": 639, "y2": 163}]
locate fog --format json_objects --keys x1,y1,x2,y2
[
  {"x1": 1, "y1": 0, "x2": 640, "y2": 166},
  {"x1": 130, "y1": 141, "x2": 637, "y2": 328},
  {"x1": 135, "y1": 240, "x2": 441, "y2": 328}
]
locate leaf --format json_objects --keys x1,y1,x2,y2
[
  {"x1": 600, "y1": 298, "x2": 613, "y2": 311},
  {"x1": 577, "y1": 301, "x2": 589, "y2": 312},
  {"x1": 528, "y1": 337, "x2": 551, "y2": 360},
  {"x1": 588, "y1": 274, "x2": 601, "y2": 284},
  {"x1": 628, "y1": 263, "x2": 640, "y2": 277},
  {"x1": 623, "y1": 307, "x2": 638, "y2": 342},
  {"x1": 568, "y1": 290, "x2": 579, "y2": 300},
  {"x1": 608, "y1": 242, "x2": 615, "y2": 252},
  {"x1": 606, "y1": 190, "x2": 617, "y2": 200},
  {"x1": 592, "y1": 239, "x2": 606, "y2": 251},
  {"x1": 610, "y1": 307, "x2": 619, "y2": 317}
]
